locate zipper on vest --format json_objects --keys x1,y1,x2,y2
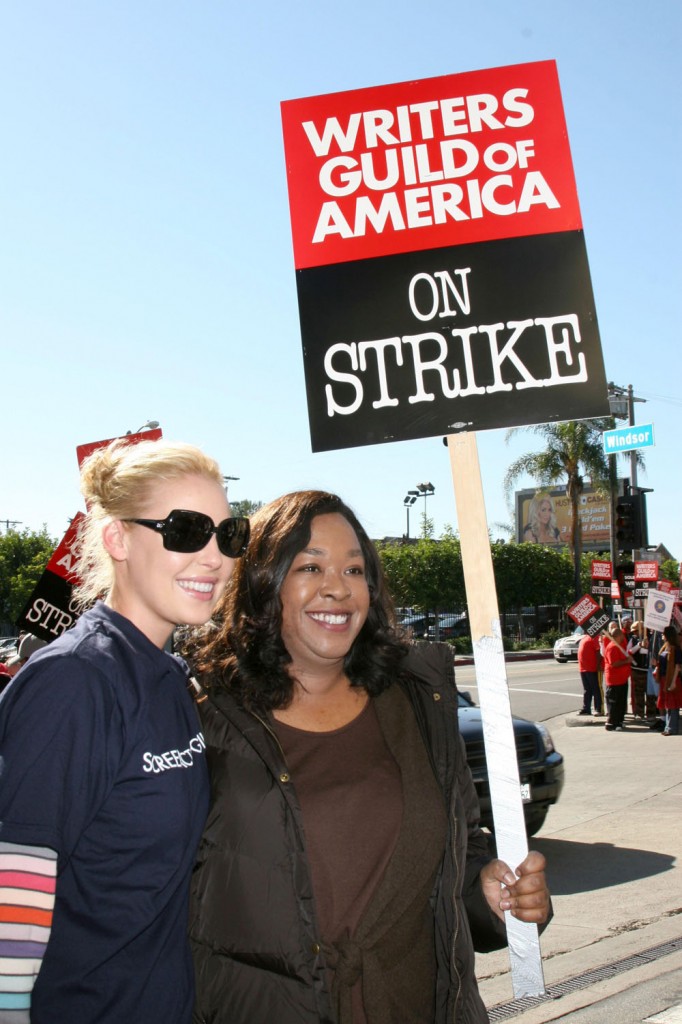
[{"x1": 250, "y1": 709, "x2": 292, "y2": 783}]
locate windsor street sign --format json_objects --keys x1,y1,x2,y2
[{"x1": 603, "y1": 423, "x2": 655, "y2": 455}]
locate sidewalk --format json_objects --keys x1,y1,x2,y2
[{"x1": 475, "y1": 708, "x2": 682, "y2": 1022}]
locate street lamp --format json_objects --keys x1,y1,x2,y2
[
  {"x1": 222, "y1": 475, "x2": 239, "y2": 496},
  {"x1": 403, "y1": 490, "x2": 419, "y2": 539},
  {"x1": 416, "y1": 482, "x2": 435, "y2": 537},
  {"x1": 126, "y1": 420, "x2": 160, "y2": 435}
]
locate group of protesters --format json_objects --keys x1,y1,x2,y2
[{"x1": 577, "y1": 613, "x2": 681, "y2": 735}]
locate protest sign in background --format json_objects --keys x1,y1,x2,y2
[
  {"x1": 566, "y1": 593, "x2": 609, "y2": 637},
  {"x1": 18, "y1": 513, "x2": 84, "y2": 642},
  {"x1": 645, "y1": 590, "x2": 675, "y2": 632}
]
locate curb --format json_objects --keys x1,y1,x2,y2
[{"x1": 565, "y1": 713, "x2": 665, "y2": 730}]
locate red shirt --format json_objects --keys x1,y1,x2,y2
[
  {"x1": 604, "y1": 640, "x2": 631, "y2": 686},
  {"x1": 578, "y1": 634, "x2": 601, "y2": 672}
]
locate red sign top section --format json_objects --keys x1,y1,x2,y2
[
  {"x1": 46, "y1": 512, "x2": 84, "y2": 583},
  {"x1": 281, "y1": 60, "x2": 581, "y2": 270},
  {"x1": 76, "y1": 429, "x2": 163, "y2": 468},
  {"x1": 567, "y1": 593, "x2": 599, "y2": 625},
  {"x1": 634, "y1": 561, "x2": 659, "y2": 581},
  {"x1": 591, "y1": 559, "x2": 613, "y2": 580}
]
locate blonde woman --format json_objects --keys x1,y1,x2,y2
[
  {"x1": 522, "y1": 493, "x2": 560, "y2": 544},
  {"x1": 0, "y1": 439, "x2": 248, "y2": 1024}
]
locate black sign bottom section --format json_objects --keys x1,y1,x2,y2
[
  {"x1": 296, "y1": 230, "x2": 609, "y2": 452},
  {"x1": 18, "y1": 571, "x2": 78, "y2": 644},
  {"x1": 585, "y1": 610, "x2": 610, "y2": 637}
]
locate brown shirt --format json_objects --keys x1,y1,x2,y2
[
  {"x1": 275, "y1": 687, "x2": 447, "y2": 1024},
  {"x1": 274, "y1": 699, "x2": 403, "y2": 946}
]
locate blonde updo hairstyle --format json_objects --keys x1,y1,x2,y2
[{"x1": 74, "y1": 438, "x2": 223, "y2": 609}]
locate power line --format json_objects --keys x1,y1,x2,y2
[{"x1": 635, "y1": 390, "x2": 682, "y2": 407}]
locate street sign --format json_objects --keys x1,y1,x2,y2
[{"x1": 603, "y1": 423, "x2": 655, "y2": 455}]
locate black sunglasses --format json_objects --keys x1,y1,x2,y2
[{"x1": 125, "y1": 509, "x2": 250, "y2": 558}]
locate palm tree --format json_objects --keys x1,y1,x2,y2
[{"x1": 504, "y1": 419, "x2": 612, "y2": 598}]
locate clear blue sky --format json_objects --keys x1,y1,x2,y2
[{"x1": 2, "y1": 1, "x2": 680, "y2": 558}]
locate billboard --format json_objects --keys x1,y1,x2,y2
[
  {"x1": 515, "y1": 482, "x2": 622, "y2": 551},
  {"x1": 281, "y1": 60, "x2": 609, "y2": 453}
]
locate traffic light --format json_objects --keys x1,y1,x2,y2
[{"x1": 615, "y1": 493, "x2": 646, "y2": 549}]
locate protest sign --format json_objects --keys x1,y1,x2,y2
[
  {"x1": 18, "y1": 513, "x2": 84, "y2": 642},
  {"x1": 634, "y1": 560, "x2": 658, "y2": 581},
  {"x1": 566, "y1": 593, "x2": 608, "y2": 637},
  {"x1": 282, "y1": 60, "x2": 609, "y2": 452},
  {"x1": 590, "y1": 558, "x2": 612, "y2": 596},
  {"x1": 645, "y1": 591, "x2": 676, "y2": 632},
  {"x1": 567, "y1": 594, "x2": 599, "y2": 624}
]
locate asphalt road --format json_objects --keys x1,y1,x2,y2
[{"x1": 455, "y1": 654, "x2": 584, "y2": 722}]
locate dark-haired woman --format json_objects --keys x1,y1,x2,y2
[{"x1": 188, "y1": 490, "x2": 550, "y2": 1024}]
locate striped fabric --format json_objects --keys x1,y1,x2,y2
[{"x1": 0, "y1": 843, "x2": 57, "y2": 1020}]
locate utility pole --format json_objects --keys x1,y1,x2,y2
[
  {"x1": 627, "y1": 384, "x2": 639, "y2": 495},
  {"x1": 0, "y1": 519, "x2": 22, "y2": 531},
  {"x1": 608, "y1": 381, "x2": 648, "y2": 566}
]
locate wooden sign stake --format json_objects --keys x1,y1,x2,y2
[{"x1": 447, "y1": 431, "x2": 546, "y2": 998}]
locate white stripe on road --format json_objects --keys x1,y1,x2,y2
[{"x1": 465, "y1": 685, "x2": 579, "y2": 698}]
